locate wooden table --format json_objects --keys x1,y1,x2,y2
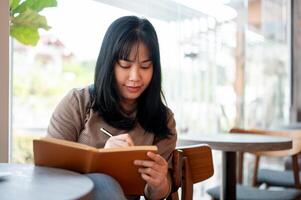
[
  {"x1": 0, "y1": 163, "x2": 94, "y2": 200},
  {"x1": 177, "y1": 133, "x2": 292, "y2": 200},
  {"x1": 272, "y1": 122, "x2": 301, "y2": 130}
]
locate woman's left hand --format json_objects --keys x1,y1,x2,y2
[{"x1": 134, "y1": 152, "x2": 170, "y2": 199}]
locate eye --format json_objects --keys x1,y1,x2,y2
[
  {"x1": 118, "y1": 60, "x2": 131, "y2": 68},
  {"x1": 140, "y1": 61, "x2": 152, "y2": 69}
]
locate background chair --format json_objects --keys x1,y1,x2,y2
[
  {"x1": 206, "y1": 128, "x2": 301, "y2": 200},
  {"x1": 168, "y1": 144, "x2": 214, "y2": 200},
  {"x1": 207, "y1": 184, "x2": 301, "y2": 200},
  {"x1": 230, "y1": 128, "x2": 301, "y2": 189}
]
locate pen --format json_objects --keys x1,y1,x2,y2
[{"x1": 100, "y1": 128, "x2": 113, "y2": 137}]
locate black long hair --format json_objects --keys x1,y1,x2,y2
[{"x1": 92, "y1": 16, "x2": 171, "y2": 139}]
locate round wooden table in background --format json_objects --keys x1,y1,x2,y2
[
  {"x1": 0, "y1": 163, "x2": 94, "y2": 200},
  {"x1": 177, "y1": 133, "x2": 292, "y2": 200}
]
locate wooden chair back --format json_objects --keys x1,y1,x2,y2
[
  {"x1": 229, "y1": 128, "x2": 301, "y2": 188},
  {"x1": 168, "y1": 150, "x2": 183, "y2": 200},
  {"x1": 168, "y1": 144, "x2": 214, "y2": 200}
]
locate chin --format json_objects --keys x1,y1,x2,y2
[
  {"x1": 126, "y1": 96, "x2": 139, "y2": 101},
  {"x1": 124, "y1": 94, "x2": 141, "y2": 101}
]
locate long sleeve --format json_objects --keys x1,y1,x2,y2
[
  {"x1": 150, "y1": 111, "x2": 177, "y2": 198},
  {"x1": 47, "y1": 89, "x2": 87, "y2": 141},
  {"x1": 154, "y1": 111, "x2": 177, "y2": 168}
]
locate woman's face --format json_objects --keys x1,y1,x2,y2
[{"x1": 114, "y1": 42, "x2": 153, "y2": 106}]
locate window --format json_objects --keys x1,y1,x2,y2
[
  {"x1": 244, "y1": 0, "x2": 291, "y2": 128},
  {"x1": 12, "y1": 0, "x2": 291, "y2": 158},
  {"x1": 11, "y1": 0, "x2": 291, "y2": 198}
]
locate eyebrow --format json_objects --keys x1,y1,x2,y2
[{"x1": 122, "y1": 58, "x2": 152, "y2": 63}]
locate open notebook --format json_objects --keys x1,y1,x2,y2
[{"x1": 33, "y1": 137, "x2": 158, "y2": 195}]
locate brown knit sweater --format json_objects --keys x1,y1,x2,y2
[{"x1": 47, "y1": 86, "x2": 177, "y2": 198}]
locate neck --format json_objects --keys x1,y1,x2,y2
[{"x1": 120, "y1": 100, "x2": 137, "y2": 115}]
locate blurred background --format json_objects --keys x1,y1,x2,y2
[{"x1": 8, "y1": 0, "x2": 295, "y2": 199}]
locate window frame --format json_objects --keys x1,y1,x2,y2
[{"x1": 0, "y1": 0, "x2": 11, "y2": 163}]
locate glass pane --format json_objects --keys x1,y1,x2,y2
[
  {"x1": 244, "y1": 0, "x2": 290, "y2": 128},
  {"x1": 12, "y1": 0, "x2": 241, "y2": 162}
]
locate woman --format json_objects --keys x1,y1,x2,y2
[{"x1": 47, "y1": 16, "x2": 177, "y2": 200}]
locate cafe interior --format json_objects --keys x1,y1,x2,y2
[{"x1": 1, "y1": 0, "x2": 301, "y2": 199}]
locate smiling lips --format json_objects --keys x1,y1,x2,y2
[{"x1": 125, "y1": 85, "x2": 142, "y2": 93}]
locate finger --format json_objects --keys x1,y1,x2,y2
[
  {"x1": 135, "y1": 160, "x2": 162, "y2": 174},
  {"x1": 134, "y1": 160, "x2": 155, "y2": 168},
  {"x1": 147, "y1": 152, "x2": 167, "y2": 165},
  {"x1": 109, "y1": 139, "x2": 131, "y2": 148},
  {"x1": 138, "y1": 167, "x2": 161, "y2": 177},
  {"x1": 114, "y1": 137, "x2": 133, "y2": 146},
  {"x1": 124, "y1": 137, "x2": 134, "y2": 146},
  {"x1": 140, "y1": 173, "x2": 158, "y2": 186},
  {"x1": 115, "y1": 134, "x2": 134, "y2": 146},
  {"x1": 135, "y1": 162, "x2": 164, "y2": 175}
]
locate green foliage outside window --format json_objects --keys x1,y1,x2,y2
[
  {"x1": 12, "y1": 133, "x2": 37, "y2": 163},
  {"x1": 10, "y1": 0, "x2": 57, "y2": 46}
]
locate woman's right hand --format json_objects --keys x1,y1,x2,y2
[{"x1": 104, "y1": 134, "x2": 134, "y2": 148}]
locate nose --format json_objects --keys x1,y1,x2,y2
[{"x1": 128, "y1": 64, "x2": 141, "y2": 82}]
